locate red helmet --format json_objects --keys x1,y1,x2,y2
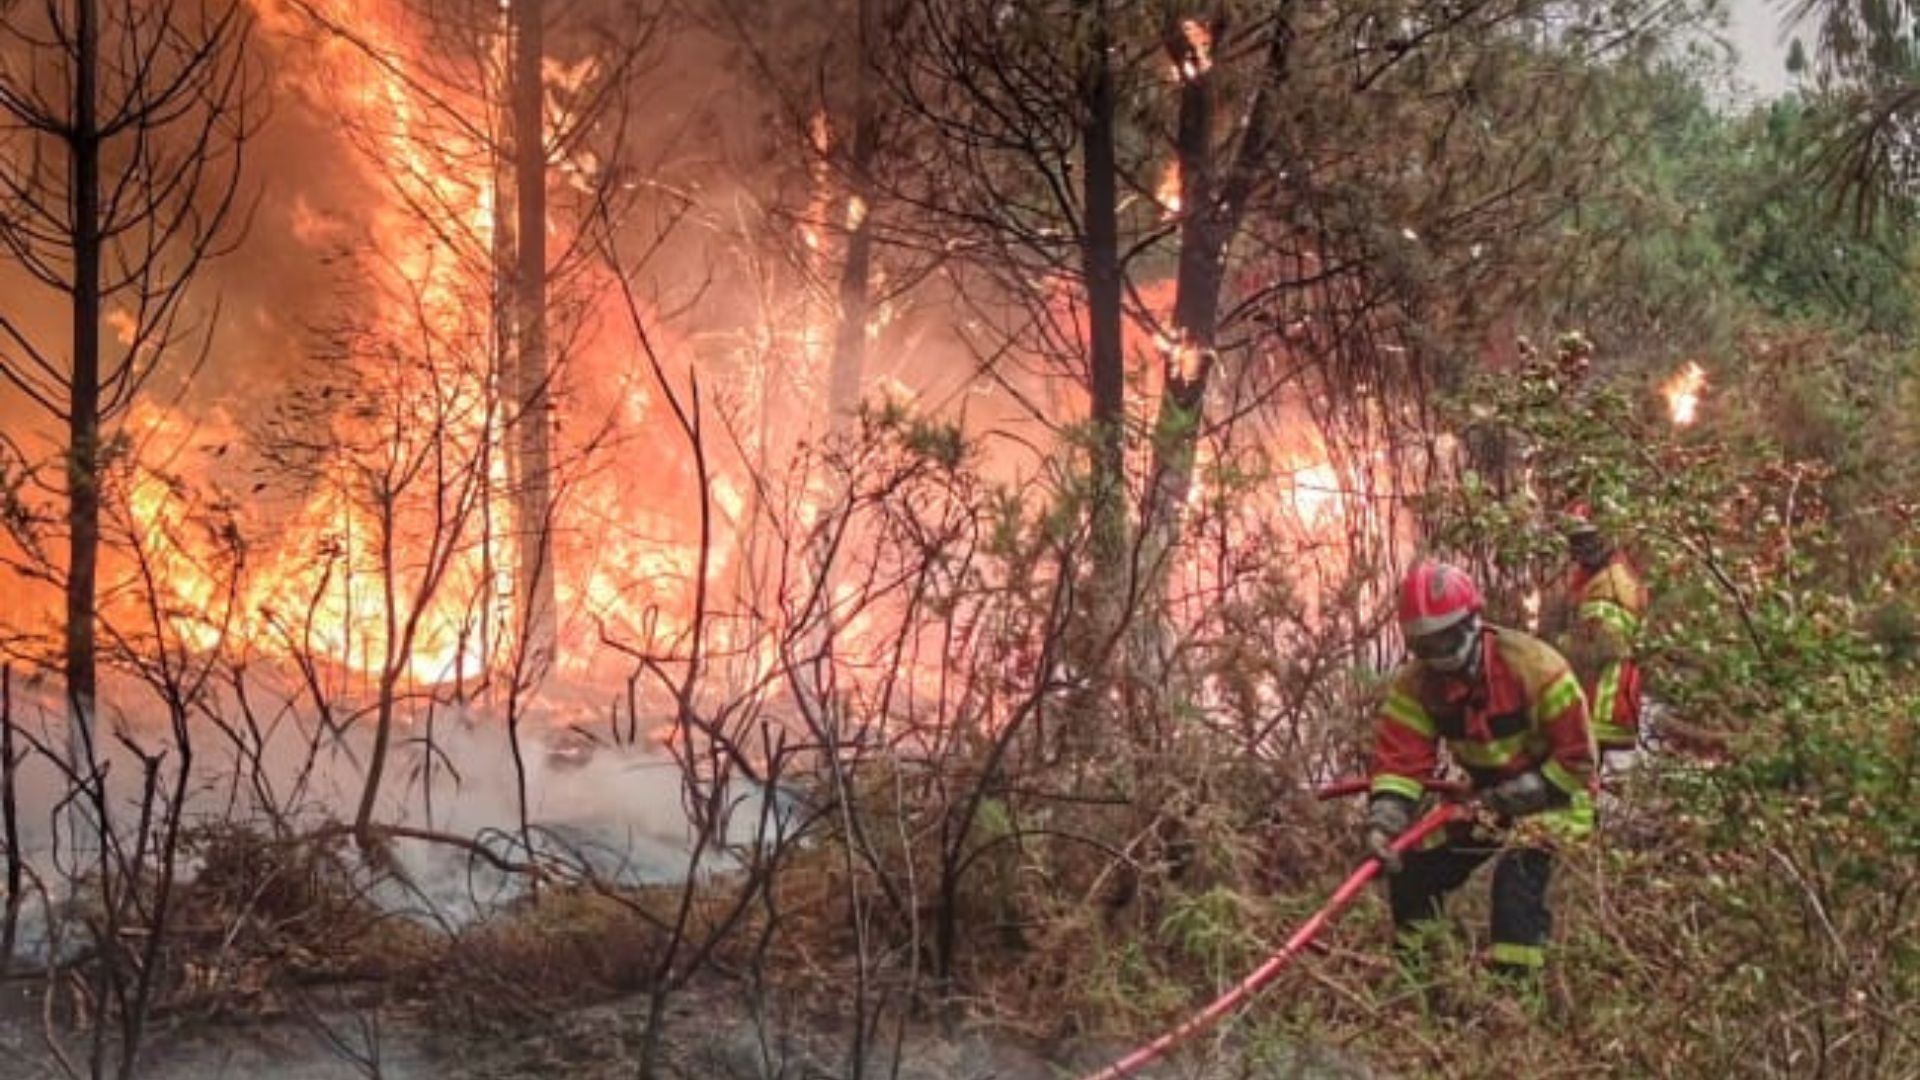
[
  {"x1": 1558, "y1": 499, "x2": 1600, "y2": 537},
  {"x1": 1397, "y1": 560, "x2": 1482, "y2": 639}
]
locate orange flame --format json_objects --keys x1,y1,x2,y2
[
  {"x1": 103, "y1": 5, "x2": 863, "y2": 695},
  {"x1": 1663, "y1": 361, "x2": 1706, "y2": 426},
  {"x1": 1288, "y1": 461, "x2": 1340, "y2": 525},
  {"x1": 80, "y1": 2, "x2": 1396, "y2": 717},
  {"x1": 101, "y1": 0, "x2": 708, "y2": 688}
]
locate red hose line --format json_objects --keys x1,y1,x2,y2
[
  {"x1": 1315, "y1": 776, "x2": 1470, "y2": 801},
  {"x1": 1077, "y1": 802, "x2": 1467, "y2": 1080}
]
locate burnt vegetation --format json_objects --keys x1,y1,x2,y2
[{"x1": 0, "y1": 0, "x2": 1917, "y2": 1077}]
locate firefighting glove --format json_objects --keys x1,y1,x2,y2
[
  {"x1": 1486, "y1": 770, "x2": 1552, "y2": 819},
  {"x1": 1365, "y1": 796, "x2": 1413, "y2": 874}
]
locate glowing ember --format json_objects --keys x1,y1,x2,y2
[
  {"x1": 1157, "y1": 159, "x2": 1183, "y2": 218},
  {"x1": 1178, "y1": 18, "x2": 1213, "y2": 79},
  {"x1": 1662, "y1": 361, "x2": 1706, "y2": 426},
  {"x1": 1158, "y1": 328, "x2": 1205, "y2": 382},
  {"x1": 1177, "y1": 341, "x2": 1204, "y2": 382}
]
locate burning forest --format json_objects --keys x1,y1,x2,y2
[{"x1": 1, "y1": 0, "x2": 1916, "y2": 1076}]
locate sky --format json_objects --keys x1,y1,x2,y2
[{"x1": 1727, "y1": 0, "x2": 1797, "y2": 97}]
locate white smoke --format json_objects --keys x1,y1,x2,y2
[{"x1": 0, "y1": 671, "x2": 778, "y2": 964}]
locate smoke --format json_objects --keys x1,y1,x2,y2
[{"x1": 1, "y1": 673, "x2": 766, "y2": 963}]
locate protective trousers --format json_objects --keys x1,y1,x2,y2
[{"x1": 1388, "y1": 843, "x2": 1553, "y2": 972}]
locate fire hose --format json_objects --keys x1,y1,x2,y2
[{"x1": 1076, "y1": 777, "x2": 1472, "y2": 1080}]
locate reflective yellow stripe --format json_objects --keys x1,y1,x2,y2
[
  {"x1": 1541, "y1": 758, "x2": 1585, "y2": 796},
  {"x1": 1592, "y1": 662, "x2": 1634, "y2": 747},
  {"x1": 1534, "y1": 790, "x2": 1596, "y2": 840},
  {"x1": 1592, "y1": 662, "x2": 1621, "y2": 723},
  {"x1": 1381, "y1": 690, "x2": 1436, "y2": 737},
  {"x1": 1593, "y1": 719, "x2": 1634, "y2": 748},
  {"x1": 1491, "y1": 941, "x2": 1546, "y2": 968},
  {"x1": 1371, "y1": 773, "x2": 1425, "y2": 802},
  {"x1": 1448, "y1": 730, "x2": 1534, "y2": 769},
  {"x1": 1533, "y1": 671, "x2": 1583, "y2": 725},
  {"x1": 1580, "y1": 599, "x2": 1640, "y2": 639}
]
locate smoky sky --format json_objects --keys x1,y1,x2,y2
[{"x1": 1727, "y1": 0, "x2": 1797, "y2": 97}]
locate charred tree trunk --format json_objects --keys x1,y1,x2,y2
[
  {"x1": 828, "y1": 217, "x2": 872, "y2": 422},
  {"x1": 1053, "y1": 0, "x2": 1129, "y2": 752},
  {"x1": 826, "y1": 0, "x2": 881, "y2": 428},
  {"x1": 1080, "y1": 0, "x2": 1127, "y2": 623},
  {"x1": 1138, "y1": 2, "x2": 1295, "y2": 667},
  {"x1": 512, "y1": 0, "x2": 555, "y2": 674},
  {"x1": 65, "y1": 0, "x2": 103, "y2": 845}
]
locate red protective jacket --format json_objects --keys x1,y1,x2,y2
[
  {"x1": 1369, "y1": 625, "x2": 1597, "y2": 835},
  {"x1": 1565, "y1": 555, "x2": 1649, "y2": 751}
]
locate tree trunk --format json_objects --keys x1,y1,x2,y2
[
  {"x1": 65, "y1": 0, "x2": 103, "y2": 851},
  {"x1": 827, "y1": 0, "x2": 879, "y2": 429},
  {"x1": 512, "y1": 0, "x2": 555, "y2": 674},
  {"x1": 1080, "y1": 0, "x2": 1127, "y2": 611},
  {"x1": 483, "y1": 1, "x2": 516, "y2": 686},
  {"x1": 353, "y1": 676, "x2": 400, "y2": 850},
  {"x1": 1137, "y1": 3, "x2": 1296, "y2": 669},
  {"x1": 1053, "y1": 0, "x2": 1129, "y2": 754},
  {"x1": 353, "y1": 507, "x2": 403, "y2": 849},
  {"x1": 806, "y1": 0, "x2": 892, "y2": 704}
]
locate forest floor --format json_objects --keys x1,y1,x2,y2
[{"x1": 0, "y1": 966, "x2": 1377, "y2": 1079}]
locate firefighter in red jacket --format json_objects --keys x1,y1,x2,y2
[
  {"x1": 1364, "y1": 561, "x2": 1598, "y2": 974},
  {"x1": 1557, "y1": 503, "x2": 1649, "y2": 760}
]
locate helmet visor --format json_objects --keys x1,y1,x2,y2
[{"x1": 1408, "y1": 618, "x2": 1477, "y2": 670}]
